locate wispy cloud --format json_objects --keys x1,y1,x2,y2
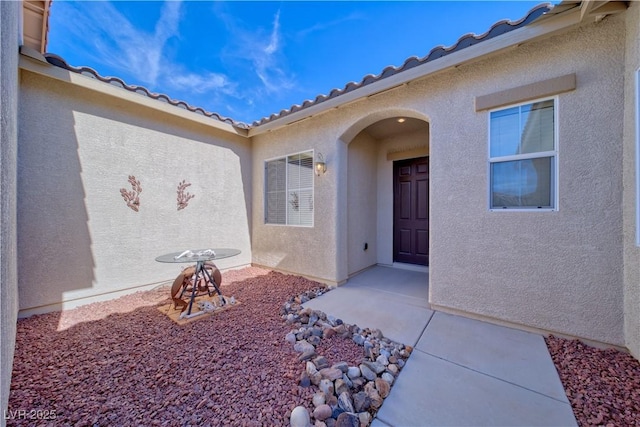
[
  {"x1": 216, "y1": 7, "x2": 296, "y2": 98},
  {"x1": 60, "y1": 1, "x2": 183, "y2": 87},
  {"x1": 165, "y1": 71, "x2": 237, "y2": 96},
  {"x1": 49, "y1": 1, "x2": 296, "y2": 121},
  {"x1": 296, "y1": 12, "x2": 365, "y2": 39},
  {"x1": 264, "y1": 10, "x2": 280, "y2": 55},
  {"x1": 146, "y1": 1, "x2": 182, "y2": 85},
  {"x1": 51, "y1": 1, "x2": 238, "y2": 101},
  {"x1": 252, "y1": 9, "x2": 294, "y2": 94}
]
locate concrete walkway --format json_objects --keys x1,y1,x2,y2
[{"x1": 303, "y1": 266, "x2": 577, "y2": 427}]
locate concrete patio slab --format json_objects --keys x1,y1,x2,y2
[
  {"x1": 417, "y1": 311, "x2": 569, "y2": 403},
  {"x1": 375, "y1": 350, "x2": 577, "y2": 427},
  {"x1": 345, "y1": 266, "x2": 429, "y2": 306},
  {"x1": 302, "y1": 266, "x2": 576, "y2": 426}
]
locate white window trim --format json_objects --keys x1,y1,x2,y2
[
  {"x1": 487, "y1": 95, "x2": 559, "y2": 212},
  {"x1": 264, "y1": 149, "x2": 315, "y2": 227},
  {"x1": 636, "y1": 69, "x2": 640, "y2": 246}
]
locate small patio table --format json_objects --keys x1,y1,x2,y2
[{"x1": 155, "y1": 248, "x2": 240, "y2": 315}]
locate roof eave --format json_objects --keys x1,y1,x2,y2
[
  {"x1": 247, "y1": 4, "x2": 584, "y2": 138},
  {"x1": 19, "y1": 47, "x2": 249, "y2": 137},
  {"x1": 22, "y1": 0, "x2": 52, "y2": 53}
]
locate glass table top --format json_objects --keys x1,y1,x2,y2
[{"x1": 155, "y1": 248, "x2": 241, "y2": 263}]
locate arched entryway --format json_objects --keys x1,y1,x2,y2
[{"x1": 339, "y1": 112, "x2": 430, "y2": 278}]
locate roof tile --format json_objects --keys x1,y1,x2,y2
[
  {"x1": 41, "y1": 3, "x2": 552, "y2": 131},
  {"x1": 43, "y1": 53, "x2": 250, "y2": 129},
  {"x1": 250, "y1": 3, "x2": 552, "y2": 127}
]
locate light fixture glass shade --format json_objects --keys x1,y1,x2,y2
[{"x1": 315, "y1": 153, "x2": 327, "y2": 176}]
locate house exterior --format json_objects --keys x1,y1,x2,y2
[{"x1": 2, "y1": 0, "x2": 640, "y2": 419}]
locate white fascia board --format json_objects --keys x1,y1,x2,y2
[
  {"x1": 18, "y1": 53, "x2": 249, "y2": 137},
  {"x1": 248, "y1": 8, "x2": 582, "y2": 137}
]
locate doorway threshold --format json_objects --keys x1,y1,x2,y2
[{"x1": 390, "y1": 262, "x2": 429, "y2": 273}]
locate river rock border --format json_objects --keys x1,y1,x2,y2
[{"x1": 282, "y1": 287, "x2": 413, "y2": 427}]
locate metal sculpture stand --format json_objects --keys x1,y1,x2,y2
[{"x1": 171, "y1": 261, "x2": 223, "y2": 316}]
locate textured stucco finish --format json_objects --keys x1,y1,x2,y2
[
  {"x1": 11, "y1": 5, "x2": 635, "y2": 352},
  {"x1": 347, "y1": 132, "x2": 377, "y2": 275},
  {"x1": 252, "y1": 15, "x2": 626, "y2": 345},
  {"x1": 426, "y1": 16, "x2": 625, "y2": 346},
  {"x1": 1, "y1": 1, "x2": 20, "y2": 421},
  {"x1": 17, "y1": 70, "x2": 252, "y2": 315},
  {"x1": 623, "y1": 2, "x2": 640, "y2": 359},
  {"x1": 346, "y1": 128, "x2": 429, "y2": 275},
  {"x1": 251, "y1": 118, "x2": 341, "y2": 283},
  {"x1": 251, "y1": 109, "x2": 430, "y2": 284}
]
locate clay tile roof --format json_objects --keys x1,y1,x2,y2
[
  {"x1": 43, "y1": 53, "x2": 250, "y2": 130},
  {"x1": 42, "y1": 3, "x2": 552, "y2": 131},
  {"x1": 250, "y1": 3, "x2": 553, "y2": 127}
]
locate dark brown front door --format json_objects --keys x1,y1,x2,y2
[{"x1": 394, "y1": 157, "x2": 429, "y2": 266}]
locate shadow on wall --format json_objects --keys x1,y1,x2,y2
[
  {"x1": 17, "y1": 70, "x2": 253, "y2": 321},
  {"x1": 17, "y1": 82, "x2": 95, "y2": 317},
  {"x1": 84, "y1": 96, "x2": 254, "y2": 272},
  {"x1": 162, "y1": 118, "x2": 253, "y2": 257}
]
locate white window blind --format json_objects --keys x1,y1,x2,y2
[
  {"x1": 489, "y1": 98, "x2": 557, "y2": 210},
  {"x1": 265, "y1": 158, "x2": 286, "y2": 224},
  {"x1": 265, "y1": 151, "x2": 314, "y2": 226}
]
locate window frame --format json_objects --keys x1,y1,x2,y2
[
  {"x1": 264, "y1": 149, "x2": 315, "y2": 227},
  {"x1": 487, "y1": 95, "x2": 559, "y2": 212}
]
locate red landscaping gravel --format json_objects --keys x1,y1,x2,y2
[
  {"x1": 546, "y1": 335, "x2": 640, "y2": 426},
  {"x1": 8, "y1": 267, "x2": 361, "y2": 426},
  {"x1": 20, "y1": 266, "x2": 638, "y2": 427},
  {"x1": 313, "y1": 334, "x2": 363, "y2": 368}
]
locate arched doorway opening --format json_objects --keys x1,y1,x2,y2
[{"x1": 342, "y1": 114, "x2": 430, "y2": 277}]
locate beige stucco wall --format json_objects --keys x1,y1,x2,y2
[
  {"x1": 252, "y1": 14, "x2": 626, "y2": 345},
  {"x1": 426, "y1": 15, "x2": 625, "y2": 346},
  {"x1": 623, "y1": 2, "x2": 640, "y2": 359},
  {"x1": 347, "y1": 132, "x2": 378, "y2": 275},
  {"x1": 1, "y1": 1, "x2": 20, "y2": 421},
  {"x1": 17, "y1": 70, "x2": 252, "y2": 316},
  {"x1": 252, "y1": 108, "x2": 432, "y2": 285},
  {"x1": 251, "y1": 118, "x2": 341, "y2": 283},
  {"x1": 347, "y1": 128, "x2": 431, "y2": 276}
]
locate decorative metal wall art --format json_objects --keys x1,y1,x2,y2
[
  {"x1": 119, "y1": 176, "x2": 197, "y2": 212},
  {"x1": 120, "y1": 175, "x2": 142, "y2": 212},
  {"x1": 177, "y1": 180, "x2": 195, "y2": 211}
]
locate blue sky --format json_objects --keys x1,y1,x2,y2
[{"x1": 48, "y1": 1, "x2": 546, "y2": 124}]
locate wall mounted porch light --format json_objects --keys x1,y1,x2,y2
[{"x1": 315, "y1": 153, "x2": 327, "y2": 176}]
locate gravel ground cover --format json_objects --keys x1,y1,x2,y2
[
  {"x1": 8, "y1": 267, "x2": 360, "y2": 426},
  {"x1": 546, "y1": 335, "x2": 640, "y2": 426},
  {"x1": 10, "y1": 266, "x2": 640, "y2": 426}
]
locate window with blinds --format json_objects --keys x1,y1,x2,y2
[
  {"x1": 489, "y1": 98, "x2": 557, "y2": 210},
  {"x1": 265, "y1": 151, "x2": 314, "y2": 226}
]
